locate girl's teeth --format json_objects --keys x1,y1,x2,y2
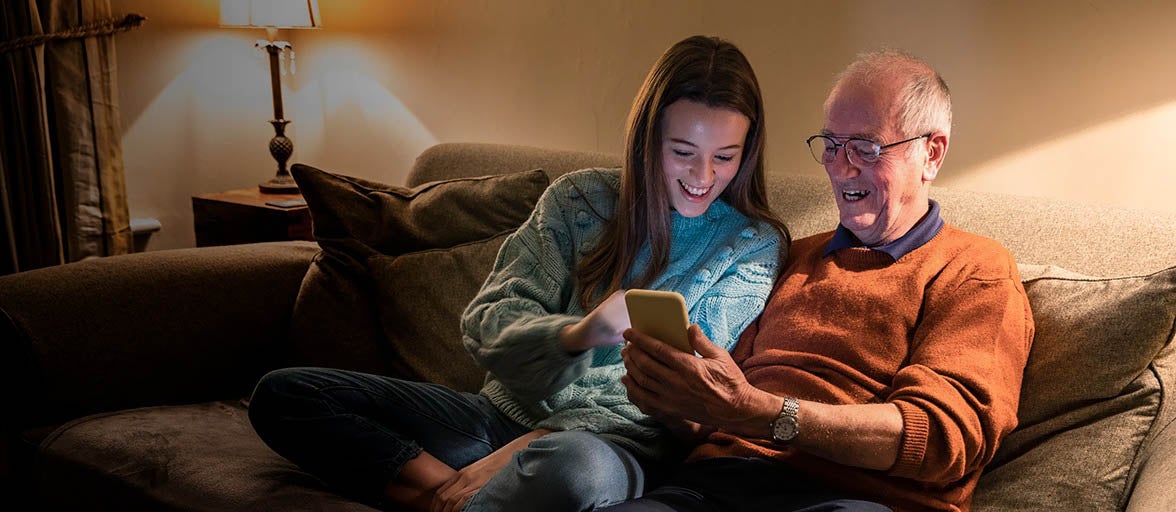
[{"x1": 679, "y1": 180, "x2": 711, "y2": 197}]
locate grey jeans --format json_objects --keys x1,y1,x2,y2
[
  {"x1": 600, "y1": 457, "x2": 892, "y2": 512},
  {"x1": 248, "y1": 367, "x2": 652, "y2": 510}
]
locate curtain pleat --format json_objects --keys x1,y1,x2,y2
[
  {"x1": 43, "y1": 0, "x2": 132, "y2": 261},
  {"x1": 0, "y1": 0, "x2": 65, "y2": 275},
  {"x1": 0, "y1": 0, "x2": 131, "y2": 275}
]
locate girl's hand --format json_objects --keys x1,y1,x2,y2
[
  {"x1": 560, "y1": 290, "x2": 632, "y2": 352},
  {"x1": 430, "y1": 430, "x2": 551, "y2": 512}
]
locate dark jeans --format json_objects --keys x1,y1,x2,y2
[
  {"x1": 248, "y1": 367, "x2": 652, "y2": 510},
  {"x1": 600, "y1": 457, "x2": 892, "y2": 512},
  {"x1": 248, "y1": 367, "x2": 532, "y2": 504}
]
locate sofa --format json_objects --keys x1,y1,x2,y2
[{"x1": 1, "y1": 142, "x2": 1174, "y2": 511}]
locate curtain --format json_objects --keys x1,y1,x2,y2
[{"x1": 0, "y1": 0, "x2": 135, "y2": 275}]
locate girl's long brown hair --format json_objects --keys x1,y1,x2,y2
[{"x1": 575, "y1": 35, "x2": 790, "y2": 309}]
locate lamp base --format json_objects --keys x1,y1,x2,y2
[{"x1": 259, "y1": 173, "x2": 299, "y2": 194}]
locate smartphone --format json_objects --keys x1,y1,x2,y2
[{"x1": 624, "y1": 289, "x2": 692, "y2": 353}]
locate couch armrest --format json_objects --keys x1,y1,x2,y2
[
  {"x1": 0, "y1": 242, "x2": 318, "y2": 430},
  {"x1": 1126, "y1": 418, "x2": 1176, "y2": 511}
]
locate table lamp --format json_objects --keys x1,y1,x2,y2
[{"x1": 220, "y1": 0, "x2": 320, "y2": 193}]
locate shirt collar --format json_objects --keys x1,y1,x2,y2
[{"x1": 823, "y1": 200, "x2": 944, "y2": 261}]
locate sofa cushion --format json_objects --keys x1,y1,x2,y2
[
  {"x1": 285, "y1": 255, "x2": 389, "y2": 375},
  {"x1": 285, "y1": 164, "x2": 549, "y2": 381},
  {"x1": 974, "y1": 265, "x2": 1176, "y2": 511},
  {"x1": 36, "y1": 401, "x2": 378, "y2": 511},
  {"x1": 291, "y1": 163, "x2": 548, "y2": 258},
  {"x1": 370, "y1": 233, "x2": 512, "y2": 392},
  {"x1": 1014, "y1": 265, "x2": 1176, "y2": 424}
]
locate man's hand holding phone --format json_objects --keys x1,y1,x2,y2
[{"x1": 621, "y1": 294, "x2": 777, "y2": 439}]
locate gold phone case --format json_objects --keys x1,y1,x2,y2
[{"x1": 624, "y1": 289, "x2": 691, "y2": 353}]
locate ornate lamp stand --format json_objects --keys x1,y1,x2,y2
[{"x1": 257, "y1": 39, "x2": 298, "y2": 194}]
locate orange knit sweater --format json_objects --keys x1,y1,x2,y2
[{"x1": 689, "y1": 224, "x2": 1034, "y2": 512}]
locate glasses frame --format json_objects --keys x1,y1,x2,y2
[{"x1": 806, "y1": 133, "x2": 932, "y2": 168}]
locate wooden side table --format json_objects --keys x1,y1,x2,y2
[{"x1": 192, "y1": 188, "x2": 313, "y2": 247}]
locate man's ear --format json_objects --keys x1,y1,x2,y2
[{"x1": 923, "y1": 131, "x2": 949, "y2": 182}]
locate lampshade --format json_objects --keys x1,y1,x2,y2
[{"x1": 219, "y1": 0, "x2": 320, "y2": 28}]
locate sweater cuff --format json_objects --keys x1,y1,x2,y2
[
  {"x1": 890, "y1": 400, "x2": 930, "y2": 478},
  {"x1": 532, "y1": 315, "x2": 590, "y2": 361}
]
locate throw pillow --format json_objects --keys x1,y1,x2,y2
[
  {"x1": 284, "y1": 164, "x2": 549, "y2": 378},
  {"x1": 291, "y1": 163, "x2": 549, "y2": 260},
  {"x1": 973, "y1": 264, "x2": 1176, "y2": 511},
  {"x1": 369, "y1": 233, "x2": 513, "y2": 392},
  {"x1": 1013, "y1": 264, "x2": 1175, "y2": 425}
]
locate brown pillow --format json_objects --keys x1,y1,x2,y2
[
  {"x1": 284, "y1": 164, "x2": 549, "y2": 376},
  {"x1": 1013, "y1": 264, "x2": 1175, "y2": 425},
  {"x1": 285, "y1": 256, "x2": 388, "y2": 374},
  {"x1": 974, "y1": 265, "x2": 1176, "y2": 511},
  {"x1": 369, "y1": 234, "x2": 513, "y2": 392},
  {"x1": 291, "y1": 163, "x2": 548, "y2": 261}
]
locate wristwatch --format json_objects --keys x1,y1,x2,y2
[{"x1": 770, "y1": 397, "x2": 800, "y2": 444}]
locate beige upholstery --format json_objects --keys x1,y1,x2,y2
[
  {"x1": 405, "y1": 142, "x2": 1176, "y2": 511},
  {"x1": 3, "y1": 142, "x2": 1172, "y2": 511},
  {"x1": 410, "y1": 143, "x2": 1176, "y2": 278}
]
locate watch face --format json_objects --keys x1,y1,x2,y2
[{"x1": 773, "y1": 416, "x2": 798, "y2": 442}]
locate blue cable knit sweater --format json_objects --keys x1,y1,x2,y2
[{"x1": 461, "y1": 168, "x2": 783, "y2": 460}]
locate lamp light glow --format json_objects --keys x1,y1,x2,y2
[{"x1": 219, "y1": 0, "x2": 320, "y2": 193}]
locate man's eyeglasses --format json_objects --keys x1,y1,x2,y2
[{"x1": 805, "y1": 133, "x2": 931, "y2": 168}]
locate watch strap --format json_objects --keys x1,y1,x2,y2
[{"x1": 771, "y1": 396, "x2": 800, "y2": 443}]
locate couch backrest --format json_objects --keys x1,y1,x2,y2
[
  {"x1": 408, "y1": 142, "x2": 1176, "y2": 511},
  {"x1": 411, "y1": 143, "x2": 1176, "y2": 277}
]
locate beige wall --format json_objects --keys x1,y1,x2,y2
[{"x1": 111, "y1": 0, "x2": 1176, "y2": 250}]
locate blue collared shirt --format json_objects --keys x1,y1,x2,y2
[{"x1": 823, "y1": 200, "x2": 944, "y2": 261}]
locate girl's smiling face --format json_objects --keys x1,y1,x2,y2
[{"x1": 659, "y1": 99, "x2": 750, "y2": 218}]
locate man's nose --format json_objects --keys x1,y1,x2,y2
[{"x1": 827, "y1": 148, "x2": 861, "y2": 179}]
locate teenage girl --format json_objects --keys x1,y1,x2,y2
[{"x1": 248, "y1": 34, "x2": 789, "y2": 512}]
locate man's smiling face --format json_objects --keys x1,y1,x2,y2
[{"x1": 822, "y1": 76, "x2": 933, "y2": 246}]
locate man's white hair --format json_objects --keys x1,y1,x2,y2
[{"x1": 828, "y1": 49, "x2": 952, "y2": 138}]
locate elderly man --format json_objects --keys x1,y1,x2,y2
[{"x1": 613, "y1": 51, "x2": 1034, "y2": 512}]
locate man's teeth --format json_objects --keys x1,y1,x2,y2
[
  {"x1": 679, "y1": 180, "x2": 711, "y2": 197},
  {"x1": 843, "y1": 190, "x2": 869, "y2": 201}
]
